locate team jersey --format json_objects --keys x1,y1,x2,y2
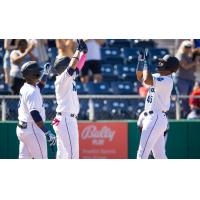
[
  {"x1": 55, "y1": 67, "x2": 80, "y2": 115},
  {"x1": 18, "y1": 83, "x2": 45, "y2": 122},
  {"x1": 144, "y1": 73, "x2": 173, "y2": 112}
]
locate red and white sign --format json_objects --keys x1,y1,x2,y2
[{"x1": 78, "y1": 122, "x2": 128, "y2": 159}]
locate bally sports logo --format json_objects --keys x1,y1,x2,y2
[{"x1": 80, "y1": 125, "x2": 115, "y2": 146}]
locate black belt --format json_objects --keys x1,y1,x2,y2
[
  {"x1": 144, "y1": 111, "x2": 166, "y2": 117},
  {"x1": 57, "y1": 112, "x2": 78, "y2": 119},
  {"x1": 17, "y1": 121, "x2": 27, "y2": 129}
]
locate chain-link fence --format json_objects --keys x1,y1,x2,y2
[{"x1": 1, "y1": 95, "x2": 199, "y2": 121}]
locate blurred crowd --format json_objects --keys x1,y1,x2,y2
[
  {"x1": 0, "y1": 39, "x2": 200, "y2": 119},
  {"x1": 0, "y1": 39, "x2": 105, "y2": 95}
]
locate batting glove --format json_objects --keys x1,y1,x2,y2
[
  {"x1": 43, "y1": 63, "x2": 53, "y2": 75},
  {"x1": 77, "y1": 39, "x2": 88, "y2": 53},
  {"x1": 45, "y1": 130, "x2": 56, "y2": 146}
]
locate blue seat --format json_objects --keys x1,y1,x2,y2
[
  {"x1": 111, "y1": 81, "x2": 134, "y2": 94},
  {"x1": 131, "y1": 39, "x2": 156, "y2": 48},
  {"x1": 107, "y1": 39, "x2": 131, "y2": 48},
  {"x1": 87, "y1": 82, "x2": 112, "y2": 94},
  {"x1": 0, "y1": 83, "x2": 12, "y2": 94},
  {"x1": 42, "y1": 81, "x2": 55, "y2": 94},
  {"x1": 115, "y1": 64, "x2": 137, "y2": 80},
  {"x1": 43, "y1": 99, "x2": 56, "y2": 119},
  {"x1": 79, "y1": 99, "x2": 89, "y2": 120},
  {"x1": 149, "y1": 48, "x2": 169, "y2": 60},
  {"x1": 105, "y1": 99, "x2": 130, "y2": 119},
  {"x1": 76, "y1": 82, "x2": 88, "y2": 94},
  {"x1": 101, "y1": 48, "x2": 123, "y2": 64},
  {"x1": 122, "y1": 48, "x2": 139, "y2": 64},
  {"x1": 101, "y1": 64, "x2": 118, "y2": 80}
]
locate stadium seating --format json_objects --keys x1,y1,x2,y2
[
  {"x1": 115, "y1": 64, "x2": 137, "y2": 81},
  {"x1": 42, "y1": 81, "x2": 55, "y2": 94},
  {"x1": 106, "y1": 39, "x2": 131, "y2": 48},
  {"x1": 87, "y1": 81, "x2": 112, "y2": 94},
  {"x1": 0, "y1": 82, "x2": 11, "y2": 95},
  {"x1": 121, "y1": 48, "x2": 139, "y2": 64},
  {"x1": 111, "y1": 81, "x2": 135, "y2": 94},
  {"x1": 101, "y1": 64, "x2": 118, "y2": 81},
  {"x1": 101, "y1": 47, "x2": 124, "y2": 64}
]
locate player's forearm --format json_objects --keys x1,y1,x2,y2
[
  {"x1": 30, "y1": 110, "x2": 48, "y2": 133},
  {"x1": 143, "y1": 69, "x2": 153, "y2": 86},
  {"x1": 136, "y1": 58, "x2": 145, "y2": 82},
  {"x1": 69, "y1": 50, "x2": 81, "y2": 69}
]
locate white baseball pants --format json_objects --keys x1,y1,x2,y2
[
  {"x1": 137, "y1": 111, "x2": 168, "y2": 159},
  {"x1": 16, "y1": 123, "x2": 47, "y2": 159},
  {"x1": 53, "y1": 114, "x2": 79, "y2": 159}
]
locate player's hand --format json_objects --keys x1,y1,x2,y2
[
  {"x1": 45, "y1": 130, "x2": 56, "y2": 146},
  {"x1": 43, "y1": 63, "x2": 53, "y2": 75},
  {"x1": 76, "y1": 39, "x2": 88, "y2": 53}
]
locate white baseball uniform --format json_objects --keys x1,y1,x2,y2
[
  {"x1": 137, "y1": 73, "x2": 173, "y2": 159},
  {"x1": 16, "y1": 83, "x2": 47, "y2": 159},
  {"x1": 53, "y1": 68, "x2": 79, "y2": 159}
]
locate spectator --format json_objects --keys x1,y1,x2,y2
[
  {"x1": 10, "y1": 39, "x2": 37, "y2": 94},
  {"x1": 187, "y1": 82, "x2": 200, "y2": 119},
  {"x1": 192, "y1": 48, "x2": 200, "y2": 82},
  {"x1": 175, "y1": 40, "x2": 196, "y2": 117},
  {"x1": 56, "y1": 39, "x2": 75, "y2": 58},
  {"x1": 29, "y1": 39, "x2": 49, "y2": 66},
  {"x1": 3, "y1": 39, "x2": 19, "y2": 85},
  {"x1": 80, "y1": 39, "x2": 105, "y2": 83}
]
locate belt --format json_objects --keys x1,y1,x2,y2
[
  {"x1": 144, "y1": 111, "x2": 166, "y2": 117},
  {"x1": 57, "y1": 112, "x2": 78, "y2": 119},
  {"x1": 17, "y1": 121, "x2": 27, "y2": 129}
]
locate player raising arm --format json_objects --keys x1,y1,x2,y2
[
  {"x1": 136, "y1": 49, "x2": 180, "y2": 159},
  {"x1": 52, "y1": 39, "x2": 88, "y2": 159},
  {"x1": 16, "y1": 61, "x2": 56, "y2": 159}
]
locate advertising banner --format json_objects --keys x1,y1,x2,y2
[{"x1": 78, "y1": 122, "x2": 128, "y2": 159}]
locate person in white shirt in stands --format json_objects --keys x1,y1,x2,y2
[
  {"x1": 80, "y1": 39, "x2": 105, "y2": 83},
  {"x1": 136, "y1": 49, "x2": 180, "y2": 159},
  {"x1": 10, "y1": 39, "x2": 37, "y2": 94}
]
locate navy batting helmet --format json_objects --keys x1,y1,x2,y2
[
  {"x1": 156, "y1": 55, "x2": 180, "y2": 73},
  {"x1": 53, "y1": 56, "x2": 71, "y2": 75},
  {"x1": 21, "y1": 61, "x2": 43, "y2": 80}
]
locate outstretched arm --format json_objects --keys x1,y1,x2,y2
[
  {"x1": 136, "y1": 49, "x2": 153, "y2": 86},
  {"x1": 67, "y1": 39, "x2": 88, "y2": 74}
]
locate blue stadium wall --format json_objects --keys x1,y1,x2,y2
[{"x1": 0, "y1": 120, "x2": 200, "y2": 159}]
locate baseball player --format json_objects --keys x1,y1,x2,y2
[
  {"x1": 136, "y1": 49, "x2": 180, "y2": 159},
  {"x1": 52, "y1": 39, "x2": 88, "y2": 159},
  {"x1": 17, "y1": 61, "x2": 56, "y2": 159}
]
